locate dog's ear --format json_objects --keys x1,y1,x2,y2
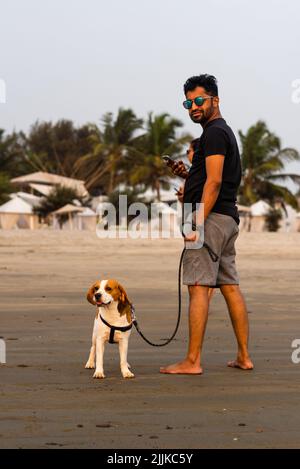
[
  {"x1": 117, "y1": 283, "x2": 132, "y2": 323},
  {"x1": 86, "y1": 282, "x2": 99, "y2": 305}
]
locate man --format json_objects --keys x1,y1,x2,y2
[
  {"x1": 160, "y1": 74, "x2": 253, "y2": 375},
  {"x1": 168, "y1": 140, "x2": 214, "y2": 304}
]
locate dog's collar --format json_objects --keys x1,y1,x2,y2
[{"x1": 99, "y1": 315, "x2": 133, "y2": 344}]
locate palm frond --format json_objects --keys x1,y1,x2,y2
[
  {"x1": 266, "y1": 173, "x2": 300, "y2": 184},
  {"x1": 275, "y1": 148, "x2": 300, "y2": 162}
]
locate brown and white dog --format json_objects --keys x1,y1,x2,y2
[{"x1": 85, "y1": 279, "x2": 134, "y2": 379}]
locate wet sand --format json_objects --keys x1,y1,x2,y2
[{"x1": 0, "y1": 230, "x2": 300, "y2": 449}]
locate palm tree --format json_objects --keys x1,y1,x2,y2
[
  {"x1": 0, "y1": 172, "x2": 13, "y2": 205},
  {"x1": 33, "y1": 185, "x2": 85, "y2": 226},
  {"x1": 107, "y1": 187, "x2": 148, "y2": 226},
  {"x1": 73, "y1": 109, "x2": 143, "y2": 194},
  {"x1": 129, "y1": 113, "x2": 191, "y2": 200},
  {"x1": 239, "y1": 121, "x2": 300, "y2": 209},
  {"x1": 24, "y1": 120, "x2": 95, "y2": 177},
  {"x1": 0, "y1": 129, "x2": 13, "y2": 175},
  {"x1": 0, "y1": 129, "x2": 28, "y2": 178}
]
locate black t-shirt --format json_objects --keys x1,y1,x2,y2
[{"x1": 183, "y1": 118, "x2": 241, "y2": 225}]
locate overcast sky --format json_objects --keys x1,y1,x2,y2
[{"x1": 0, "y1": 0, "x2": 299, "y2": 192}]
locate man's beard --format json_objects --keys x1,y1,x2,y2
[
  {"x1": 190, "y1": 111, "x2": 205, "y2": 123},
  {"x1": 190, "y1": 104, "x2": 213, "y2": 124}
]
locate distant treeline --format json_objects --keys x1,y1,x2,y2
[{"x1": 0, "y1": 109, "x2": 299, "y2": 207}]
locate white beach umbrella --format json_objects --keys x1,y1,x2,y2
[
  {"x1": 250, "y1": 200, "x2": 271, "y2": 216},
  {"x1": 0, "y1": 195, "x2": 33, "y2": 214}
]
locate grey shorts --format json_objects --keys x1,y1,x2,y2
[{"x1": 183, "y1": 212, "x2": 239, "y2": 287}]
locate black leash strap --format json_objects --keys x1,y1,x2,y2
[
  {"x1": 203, "y1": 242, "x2": 219, "y2": 262},
  {"x1": 132, "y1": 243, "x2": 219, "y2": 347},
  {"x1": 97, "y1": 242, "x2": 219, "y2": 347},
  {"x1": 132, "y1": 247, "x2": 186, "y2": 347}
]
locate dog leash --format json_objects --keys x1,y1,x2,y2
[{"x1": 132, "y1": 244, "x2": 219, "y2": 347}]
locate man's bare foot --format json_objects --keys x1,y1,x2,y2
[
  {"x1": 160, "y1": 359, "x2": 203, "y2": 375},
  {"x1": 227, "y1": 357, "x2": 254, "y2": 370}
]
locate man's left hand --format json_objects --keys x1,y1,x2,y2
[{"x1": 184, "y1": 231, "x2": 197, "y2": 242}]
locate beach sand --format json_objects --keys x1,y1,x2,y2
[{"x1": 0, "y1": 230, "x2": 300, "y2": 449}]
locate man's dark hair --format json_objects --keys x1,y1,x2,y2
[{"x1": 184, "y1": 74, "x2": 218, "y2": 96}]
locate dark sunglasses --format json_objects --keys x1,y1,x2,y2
[{"x1": 183, "y1": 96, "x2": 214, "y2": 110}]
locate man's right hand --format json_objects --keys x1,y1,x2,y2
[{"x1": 167, "y1": 159, "x2": 189, "y2": 179}]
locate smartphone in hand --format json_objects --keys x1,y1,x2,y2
[{"x1": 162, "y1": 155, "x2": 174, "y2": 164}]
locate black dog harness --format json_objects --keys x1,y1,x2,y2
[{"x1": 99, "y1": 314, "x2": 133, "y2": 344}]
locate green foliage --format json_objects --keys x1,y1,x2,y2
[
  {"x1": 74, "y1": 109, "x2": 144, "y2": 194},
  {"x1": 1, "y1": 116, "x2": 300, "y2": 209},
  {"x1": 129, "y1": 113, "x2": 191, "y2": 200},
  {"x1": 107, "y1": 187, "x2": 148, "y2": 226},
  {"x1": 24, "y1": 120, "x2": 96, "y2": 176},
  {"x1": 0, "y1": 129, "x2": 28, "y2": 178},
  {"x1": 265, "y1": 208, "x2": 282, "y2": 232},
  {"x1": 0, "y1": 172, "x2": 13, "y2": 205},
  {"x1": 74, "y1": 110, "x2": 191, "y2": 199},
  {"x1": 0, "y1": 122, "x2": 96, "y2": 181},
  {"x1": 33, "y1": 185, "x2": 83, "y2": 222},
  {"x1": 239, "y1": 120, "x2": 300, "y2": 209}
]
